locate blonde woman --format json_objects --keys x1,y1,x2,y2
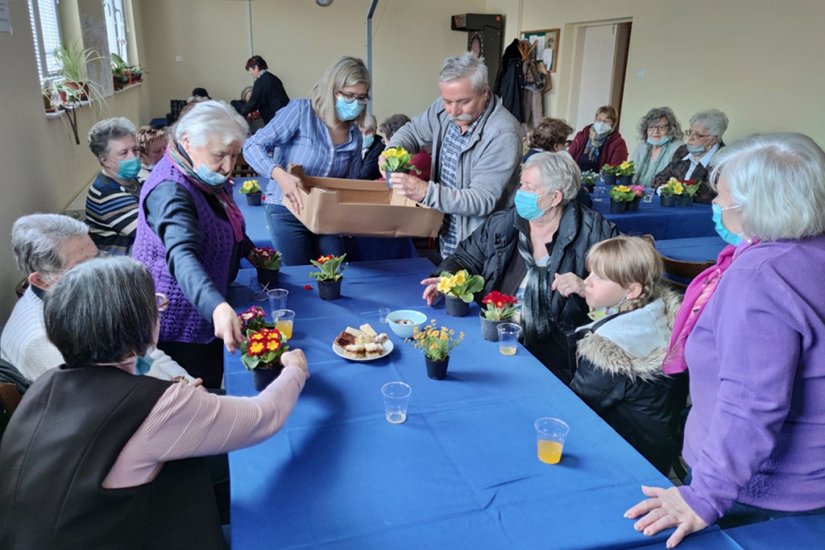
[{"x1": 244, "y1": 56, "x2": 371, "y2": 264}]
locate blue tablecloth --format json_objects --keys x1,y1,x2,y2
[
  {"x1": 655, "y1": 236, "x2": 726, "y2": 262},
  {"x1": 224, "y1": 258, "x2": 695, "y2": 549},
  {"x1": 231, "y1": 177, "x2": 417, "y2": 261},
  {"x1": 590, "y1": 195, "x2": 715, "y2": 240},
  {"x1": 723, "y1": 514, "x2": 825, "y2": 548}
]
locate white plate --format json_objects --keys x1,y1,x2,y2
[{"x1": 332, "y1": 338, "x2": 394, "y2": 362}]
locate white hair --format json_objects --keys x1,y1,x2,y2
[
  {"x1": 174, "y1": 100, "x2": 249, "y2": 148},
  {"x1": 12, "y1": 213, "x2": 89, "y2": 277},
  {"x1": 522, "y1": 151, "x2": 581, "y2": 202},
  {"x1": 711, "y1": 132, "x2": 825, "y2": 240},
  {"x1": 439, "y1": 52, "x2": 489, "y2": 93},
  {"x1": 690, "y1": 109, "x2": 728, "y2": 138},
  {"x1": 360, "y1": 114, "x2": 377, "y2": 132}
]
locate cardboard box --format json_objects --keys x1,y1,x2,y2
[{"x1": 285, "y1": 166, "x2": 443, "y2": 238}]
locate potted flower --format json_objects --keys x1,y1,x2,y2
[
  {"x1": 658, "y1": 178, "x2": 685, "y2": 207},
  {"x1": 680, "y1": 179, "x2": 700, "y2": 206},
  {"x1": 53, "y1": 42, "x2": 107, "y2": 111},
  {"x1": 581, "y1": 170, "x2": 598, "y2": 192},
  {"x1": 248, "y1": 247, "x2": 282, "y2": 288},
  {"x1": 608, "y1": 184, "x2": 644, "y2": 213},
  {"x1": 616, "y1": 160, "x2": 636, "y2": 186},
  {"x1": 437, "y1": 269, "x2": 484, "y2": 317},
  {"x1": 238, "y1": 305, "x2": 273, "y2": 332},
  {"x1": 409, "y1": 320, "x2": 464, "y2": 380},
  {"x1": 239, "y1": 179, "x2": 263, "y2": 205},
  {"x1": 241, "y1": 326, "x2": 289, "y2": 391},
  {"x1": 480, "y1": 291, "x2": 519, "y2": 341},
  {"x1": 601, "y1": 164, "x2": 620, "y2": 186},
  {"x1": 309, "y1": 253, "x2": 347, "y2": 300},
  {"x1": 380, "y1": 146, "x2": 421, "y2": 189}
]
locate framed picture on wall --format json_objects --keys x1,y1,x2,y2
[{"x1": 520, "y1": 28, "x2": 560, "y2": 73}]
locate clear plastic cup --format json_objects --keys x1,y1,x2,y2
[
  {"x1": 381, "y1": 381, "x2": 412, "y2": 424},
  {"x1": 273, "y1": 309, "x2": 295, "y2": 340},
  {"x1": 378, "y1": 307, "x2": 391, "y2": 324},
  {"x1": 497, "y1": 323, "x2": 522, "y2": 355},
  {"x1": 267, "y1": 288, "x2": 289, "y2": 316},
  {"x1": 535, "y1": 417, "x2": 569, "y2": 464}
]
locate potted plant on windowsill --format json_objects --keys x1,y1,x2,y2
[
  {"x1": 309, "y1": 253, "x2": 347, "y2": 300},
  {"x1": 380, "y1": 146, "x2": 421, "y2": 189},
  {"x1": 241, "y1": 326, "x2": 289, "y2": 391},
  {"x1": 239, "y1": 179, "x2": 263, "y2": 205},
  {"x1": 409, "y1": 321, "x2": 464, "y2": 380},
  {"x1": 437, "y1": 269, "x2": 484, "y2": 317},
  {"x1": 480, "y1": 291, "x2": 519, "y2": 341},
  {"x1": 608, "y1": 184, "x2": 644, "y2": 213},
  {"x1": 248, "y1": 247, "x2": 282, "y2": 288},
  {"x1": 53, "y1": 42, "x2": 106, "y2": 111}
]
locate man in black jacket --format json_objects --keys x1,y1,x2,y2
[
  {"x1": 421, "y1": 152, "x2": 618, "y2": 383},
  {"x1": 243, "y1": 55, "x2": 290, "y2": 125}
]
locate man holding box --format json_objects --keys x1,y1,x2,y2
[{"x1": 385, "y1": 52, "x2": 523, "y2": 260}]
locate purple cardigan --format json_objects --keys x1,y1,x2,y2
[{"x1": 679, "y1": 235, "x2": 825, "y2": 525}]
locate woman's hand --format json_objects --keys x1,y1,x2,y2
[
  {"x1": 390, "y1": 173, "x2": 428, "y2": 202},
  {"x1": 421, "y1": 277, "x2": 442, "y2": 306},
  {"x1": 281, "y1": 349, "x2": 309, "y2": 377},
  {"x1": 624, "y1": 486, "x2": 708, "y2": 548},
  {"x1": 213, "y1": 302, "x2": 243, "y2": 352},
  {"x1": 272, "y1": 166, "x2": 304, "y2": 211},
  {"x1": 551, "y1": 272, "x2": 586, "y2": 297}
]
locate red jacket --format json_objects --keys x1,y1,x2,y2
[{"x1": 567, "y1": 124, "x2": 629, "y2": 170}]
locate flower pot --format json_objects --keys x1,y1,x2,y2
[
  {"x1": 256, "y1": 267, "x2": 279, "y2": 288},
  {"x1": 480, "y1": 315, "x2": 508, "y2": 341},
  {"x1": 425, "y1": 356, "x2": 449, "y2": 380},
  {"x1": 678, "y1": 195, "x2": 693, "y2": 207},
  {"x1": 245, "y1": 192, "x2": 262, "y2": 206},
  {"x1": 601, "y1": 173, "x2": 617, "y2": 186},
  {"x1": 660, "y1": 194, "x2": 678, "y2": 208},
  {"x1": 445, "y1": 295, "x2": 469, "y2": 317},
  {"x1": 618, "y1": 175, "x2": 634, "y2": 186},
  {"x1": 384, "y1": 168, "x2": 410, "y2": 189},
  {"x1": 252, "y1": 363, "x2": 283, "y2": 391},
  {"x1": 318, "y1": 279, "x2": 342, "y2": 300},
  {"x1": 609, "y1": 199, "x2": 628, "y2": 213},
  {"x1": 626, "y1": 197, "x2": 641, "y2": 211}
]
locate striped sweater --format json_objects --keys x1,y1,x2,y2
[{"x1": 85, "y1": 171, "x2": 140, "y2": 256}]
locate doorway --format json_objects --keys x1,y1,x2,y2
[{"x1": 569, "y1": 21, "x2": 632, "y2": 131}]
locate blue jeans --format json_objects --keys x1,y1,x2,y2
[{"x1": 264, "y1": 203, "x2": 344, "y2": 266}]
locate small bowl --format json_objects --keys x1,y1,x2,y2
[{"x1": 386, "y1": 310, "x2": 428, "y2": 339}]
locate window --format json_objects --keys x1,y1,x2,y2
[
  {"x1": 28, "y1": 0, "x2": 63, "y2": 85},
  {"x1": 103, "y1": 0, "x2": 128, "y2": 64}
]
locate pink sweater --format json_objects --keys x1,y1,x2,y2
[{"x1": 103, "y1": 365, "x2": 307, "y2": 488}]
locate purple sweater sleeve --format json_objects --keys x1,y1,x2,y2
[
  {"x1": 102, "y1": 365, "x2": 307, "y2": 489},
  {"x1": 678, "y1": 264, "x2": 801, "y2": 524}
]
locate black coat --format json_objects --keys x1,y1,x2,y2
[
  {"x1": 358, "y1": 135, "x2": 385, "y2": 180},
  {"x1": 438, "y1": 203, "x2": 618, "y2": 382},
  {"x1": 242, "y1": 71, "x2": 289, "y2": 124}
]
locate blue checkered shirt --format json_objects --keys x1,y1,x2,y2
[{"x1": 438, "y1": 117, "x2": 482, "y2": 257}]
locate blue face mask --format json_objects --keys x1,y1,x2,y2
[
  {"x1": 195, "y1": 164, "x2": 229, "y2": 187},
  {"x1": 647, "y1": 136, "x2": 670, "y2": 147},
  {"x1": 362, "y1": 134, "x2": 374, "y2": 149},
  {"x1": 712, "y1": 203, "x2": 743, "y2": 246},
  {"x1": 335, "y1": 96, "x2": 364, "y2": 121},
  {"x1": 135, "y1": 353, "x2": 153, "y2": 376},
  {"x1": 514, "y1": 190, "x2": 547, "y2": 221},
  {"x1": 686, "y1": 143, "x2": 706, "y2": 155},
  {"x1": 117, "y1": 156, "x2": 142, "y2": 179}
]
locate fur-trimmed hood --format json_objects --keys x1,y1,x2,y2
[{"x1": 576, "y1": 289, "x2": 682, "y2": 382}]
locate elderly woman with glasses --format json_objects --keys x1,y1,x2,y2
[
  {"x1": 626, "y1": 133, "x2": 825, "y2": 547},
  {"x1": 85, "y1": 117, "x2": 142, "y2": 256},
  {"x1": 651, "y1": 109, "x2": 728, "y2": 203},
  {"x1": 0, "y1": 257, "x2": 309, "y2": 549},
  {"x1": 628, "y1": 107, "x2": 684, "y2": 186},
  {"x1": 421, "y1": 152, "x2": 618, "y2": 384},
  {"x1": 567, "y1": 105, "x2": 628, "y2": 173},
  {"x1": 132, "y1": 100, "x2": 254, "y2": 389},
  {"x1": 244, "y1": 56, "x2": 371, "y2": 265}
]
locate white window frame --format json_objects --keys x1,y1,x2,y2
[
  {"x1": 103, "y1": 0, "x2": 129, "y2": 64},
  {"x1": 28, "y1": 0, "x2": 63, "y2": 86}
]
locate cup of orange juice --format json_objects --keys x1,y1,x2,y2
[
  {"x1": 534, "y1": 417, "x2": 569, "y2": 464},
  {"x1": 274, "y1": 309, "x2": 295, "y2": 340}
]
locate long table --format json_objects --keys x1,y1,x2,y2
[
  {"x1": 590, "y1": 194, "x2": 715, "y2": 240},
  {"x1": 224, "y1": 258, "x2": 748, "y2": 549},
  {"x1": 655, "y1": 236, "x2": 726, "y2": 263}
]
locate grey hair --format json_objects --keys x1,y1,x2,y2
[
  {"x1": 360, "y1": 114, "x2": 377, "y2": 132},
  {"x1": 174, "y1": 100, "x2": 249, "y2": 147},
  {"x1": 44, "y1": 257, "x2": 157, "y2": 366},
  {"x1": 690, "y1": 109, "x2": 728, "y2": 138},
  {"x1": 240, "y1": 85, "x2": 253, "y2": 100},
  {"x1": 88, "y1": 117, "x2": 136, "y2": 160},
  {"x1": 637, "y1": 107, "x2": 683, "y2": 142},
  {"x1": 711, "y1": 132, "x2": 825, "y2": 241},
  {"x1": 311, "y1": 56, "x2": 371, "y2": 128},
  {"x1": 439, "y1": 52, "x2": 489, "y2": 93},
  {"x1": 522, "y1": 151, "x2": 581, "y2": 202},
  {"x1": 12, "y1": 213, "x2": 89, "y2": 277},
  {"x1": 379, "y1": 113, "x2": 411, "y2": 140}
]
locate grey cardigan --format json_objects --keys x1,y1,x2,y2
[{"x1": 388, "y1": 94, "x2": 523, "y2": 244}]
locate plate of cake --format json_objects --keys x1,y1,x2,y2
[{"x1": 333, "y1": 323, "x2": 394, "y2": 361}]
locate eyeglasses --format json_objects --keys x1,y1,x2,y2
[
  {"x1": 647, "y1": 124, "x2": 669, "y2": 133},
  {"x1": 155, "y1": 293, "x2": 169, "y2": 313},
  {"x1": 337, "y1": 92, "x2": 370, "y2": 105},
  {"x1": 685, "y1": 130, "x2": 711, "y2": 140}
]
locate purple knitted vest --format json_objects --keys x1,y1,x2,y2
[{"x1": 132, "y1": 153, "x2": 238, "y2": 343}]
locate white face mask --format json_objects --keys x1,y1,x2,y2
[{"x1": 593, "y1": 121, "x2": 612, "y2": 135}]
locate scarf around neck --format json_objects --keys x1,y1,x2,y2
[
  {"x1": 517, "y1": 230, "x2": 555, "y2": 346},
  {"x1": 167, "y1": 143, "x2": 245, "y2": 241},
  {"x1": 584, "y1": 125, "x2": 609, "y2": 163}
]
